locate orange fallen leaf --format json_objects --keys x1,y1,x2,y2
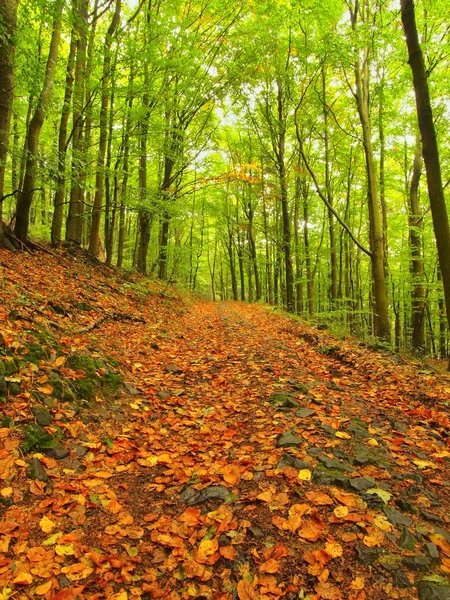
[
  {"x1": 220, "y1": 545, "x2": 237, "y2": 560},
  {"x1": 315, "y1": 582, "x2": 343, "y2": 599},
  {"x1": 35, "y1": 581, "x2": 53, "y2": 595},
  {"x1": 197, "y1": 539, "x2": 219, "y2": 561},
  {"x1": 237, "y1": 580, "x2": 256, "y2": 600},
  {"x1": 305, "y1": 491, "x2": 334, "y2": 505},
  {"x1": 93, "y1": 470, "x2": 113, "y2": 479},
  {"x1": 13, "y1": 572, "x2": 33, "y2": 586},
  {"x1": 259, "y1": 558, "x2": 279, "y2": 574},
  {"x1": 180, "y1": 507, "x2": 201, "y2": 527}
]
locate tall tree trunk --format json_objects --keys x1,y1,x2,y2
[
  {"x1": 276, "y1": 80, "x2": 294, "y2": 313},
  {"x1": 321, "y1": 66, "x2": 337, "y2": 305},
  {"x1": 66, "y1": 0, "x2": 88, "y2": 243},
  {"x1": 401, "y1": 0, "x2": 450, "y2": 368},
  {"x1": 303, "y1": 184, "x2": 314, "y2": 318},
  {"x1": 354, "y1": 57, "x2": 390, "y2": 340},
  {"x1": 408, "y1": 139, "x2": 425, "y2": 351},
  {"x1": 294, "y1": 176, "x2": 303, "y2": 315},
  {"x1": 117, "y1": 68, "x2": 134, "y2": 268},
  {"x1": 89, "y1": 0, "x2": 121, "y2": 256},
  {"x1": 51, "y1": 28, "x2": 76, "y2": 247},
  {"x1": 14, "y1": 0, "x2": 63, "y2": 242},
  {"x1": 0, "y1": 0, "x2": 18, "y2": 241}
]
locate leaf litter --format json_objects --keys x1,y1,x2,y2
[{"x1": 0, "y1": 248, "x2": 450, "y2": 599}]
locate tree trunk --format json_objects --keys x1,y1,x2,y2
[
  {"x1": 408, "y1": 139, "x2": 425, "y2": 351},
  {"x1": 401, "y1": 0, "x2": 450, "y2": 368},
  {"x1": 117, "y1": 68, "x2": 134, "y2": 268},
  {"x1": 276, "y1": 80, "x2": 294, "y2": 313},
  {"x1": 321, "y1": 67, "x2": 337, "y2": 305},
  {"x1": 89, "y1": 0, "x2": 121, "y2": 256},
  {"x1": 66, "y1": 0, "x2": 88, "y2": 243},
  {"x1": 14, "y1": 0, "x2": 63, "y2": 242},
  {"x1": 0, "y1": 0, "x2": 18, "y2": 240},
  {"x1": 51, "y1": 29, "x2": 76, "y2": 247},
  {"x1": 353, "y1": 55, "x2": 390, "y2": 340}
]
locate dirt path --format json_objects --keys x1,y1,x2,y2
[
  {"x1": 1, "y1": 250, "x2": 450, "y2": 600},
  {"x1": 89, "y1": 301, "x2": 450, "y2": 600}
]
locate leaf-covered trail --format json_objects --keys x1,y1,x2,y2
[{"x1": 1, "y1": 250, "x2": 450, "y2": 600}]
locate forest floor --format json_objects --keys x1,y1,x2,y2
[{"x1": 1, "y1": 249, "x2": 450, "y2": 600}]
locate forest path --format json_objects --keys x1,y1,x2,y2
[
  {"x1": 91, "y1": 299, "x2": 450, "y2": 600},
  {"x1": 1, "y1": 249, "x2": 450, "y2": 599}
]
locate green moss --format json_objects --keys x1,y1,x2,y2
[
  {"x1": 21, "y1": 343, "x2": 49, "y2": 365},
  {"x1": 67, "y1": 354, "x2": 97, "y2": 373},
  {"x1": 73, "y1": 378, "x2": 94, "y2": 401},
  {"x1": 101, "y1": 371, "x2": 122, "y2": 392},
  {"x1": 1, "y1": 416, "x2": 13, "y2": 428},
  {"x1": 3, "y1": 359, "x2": 19, "y2": 377},
  {"x1": 22, "y1": 423, "x2": 58, "y2": 453},
  {"x1": 9, "y1": 383, "x2": 20, "y2": 395}
]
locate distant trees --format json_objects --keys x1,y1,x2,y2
[{"x1": 0, "y1": 0, "x2": 449, "y2": 360}]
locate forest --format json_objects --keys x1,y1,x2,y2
[{"x1": 1, "y1": 0, "x2": 450, "y2": 359}]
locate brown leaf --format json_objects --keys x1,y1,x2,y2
[
  {"x1": 259, "y1": 558, "x2": 280, "y2": 573},
  {"x1": 237, "y1": 580, "x2": 256, "y2": 600},
  {"x1": 315, "y1": 582, "x2": 343, "y2": 599}
]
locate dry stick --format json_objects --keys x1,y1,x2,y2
[{"x1": 74, "y1": 312, "x2": 146, "y2": 334}]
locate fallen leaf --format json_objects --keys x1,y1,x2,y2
[
  {"x1": 237, "y1": 580, "x2": 256, "y2": 600},
  {"x1": 40, "y1": 515, "x2": 56, "y2": 533},
  {"x1": 315, "y1": 582, "x2": 343, "y2": 599},
  {"x1": 259, "y1": 558, "x2": 279, "y2": 574},
  {"x1": 298, "y1": 469, "x2": 312, "y2": 481},
  {"x1": 35, "y1": 581, "x2": 53, "y2": 596}
]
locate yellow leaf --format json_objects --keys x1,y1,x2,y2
[
  {"x1": 367, "y1": 439, "x2": 378, "y2": 447},
  {"x1": 35, "y1": 581, "x2": 52, "y2": 596},
  {"x1": 53, "y1": 355, "x2": 66, "y2": 368},
  {"x1": 108, "y1": 593, "x2": 128, "y2": 600},
  {"x1": 197, "y1": 538, "x2": 219, "y2": 560},
  {"x1": 350, "y1": 577, "x2": 365, "y2": 591},
  {"x1": 39, "y1": 515, "x2": 56, "y2": 533},
  {"x1": 12, "y1": 572, "x2": 33, "y2": 586},
  {"x1": 43, "y1": 532, "x2": 62, "y2": 545},
  {"x1": 333, "y1": 505, "x2": 348, "y2": 518},
  {"x1": 0, "y1": 587, "x2": 13, "y2": 600},
  {"x1": 335, "y1": 432, "x2": 351, "y2": 439},
  {"x1": 413, "y1": 459, "x2": 437, "y2": 470},
  {"x1": 325, "y1": 542, "x2": 343, "y2": 558},
  {"x1": 0, "y1": 487, "x2": 12, "y2": 497},
  {"x1": 298, "y1": 469, "x2": 312, "y2": 481},
  {"x1": 55, "y1": 543, "x2": 75, "y2": 556}
]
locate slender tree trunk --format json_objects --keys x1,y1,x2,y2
[
  {"x1": 276, "y1": 80, "x2": 294, "y2": 313},
  {"x1": 14, "y1": 0, "x2": 63, "y2": 242},
  {"x1": 408, "y1": 139, "x2": 425, "y2": 350},
  {"x1": 262, "y1": 178, "x2": 273, "y2": 305},
  {"x1": 321, "y1": 67, "x2": 337, "y2": 305},
  {"x1": 294, "y1": 177, "x2": 303, "y2": 315},
  {"x1": 66, "y1": 0, "x2": 88, "y2": 243},
  {"x1": 137, "y1": 90, "x2": 151, "y2": 274},
  {"x1": 0, "y1": 0, "x2": 18, "y2": 241},
  {"x1": 117, "y1": 68, "x2": 134, "y2": 268},
  {"x1": 401, "y1": 0, "x2": 450, "y2": 368},
  {"x1": 51, "y1": 29, "x2": 76, "y2": 247},
  {"x1": 303, "y1": 184, "x2": 314, "y2": 318},
  {"x1": 89, "y1": 0, "x2": 121, "y2": 256},
  {"x1": 354, "y1": 60, "x2": 390, "y2": 340}
]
